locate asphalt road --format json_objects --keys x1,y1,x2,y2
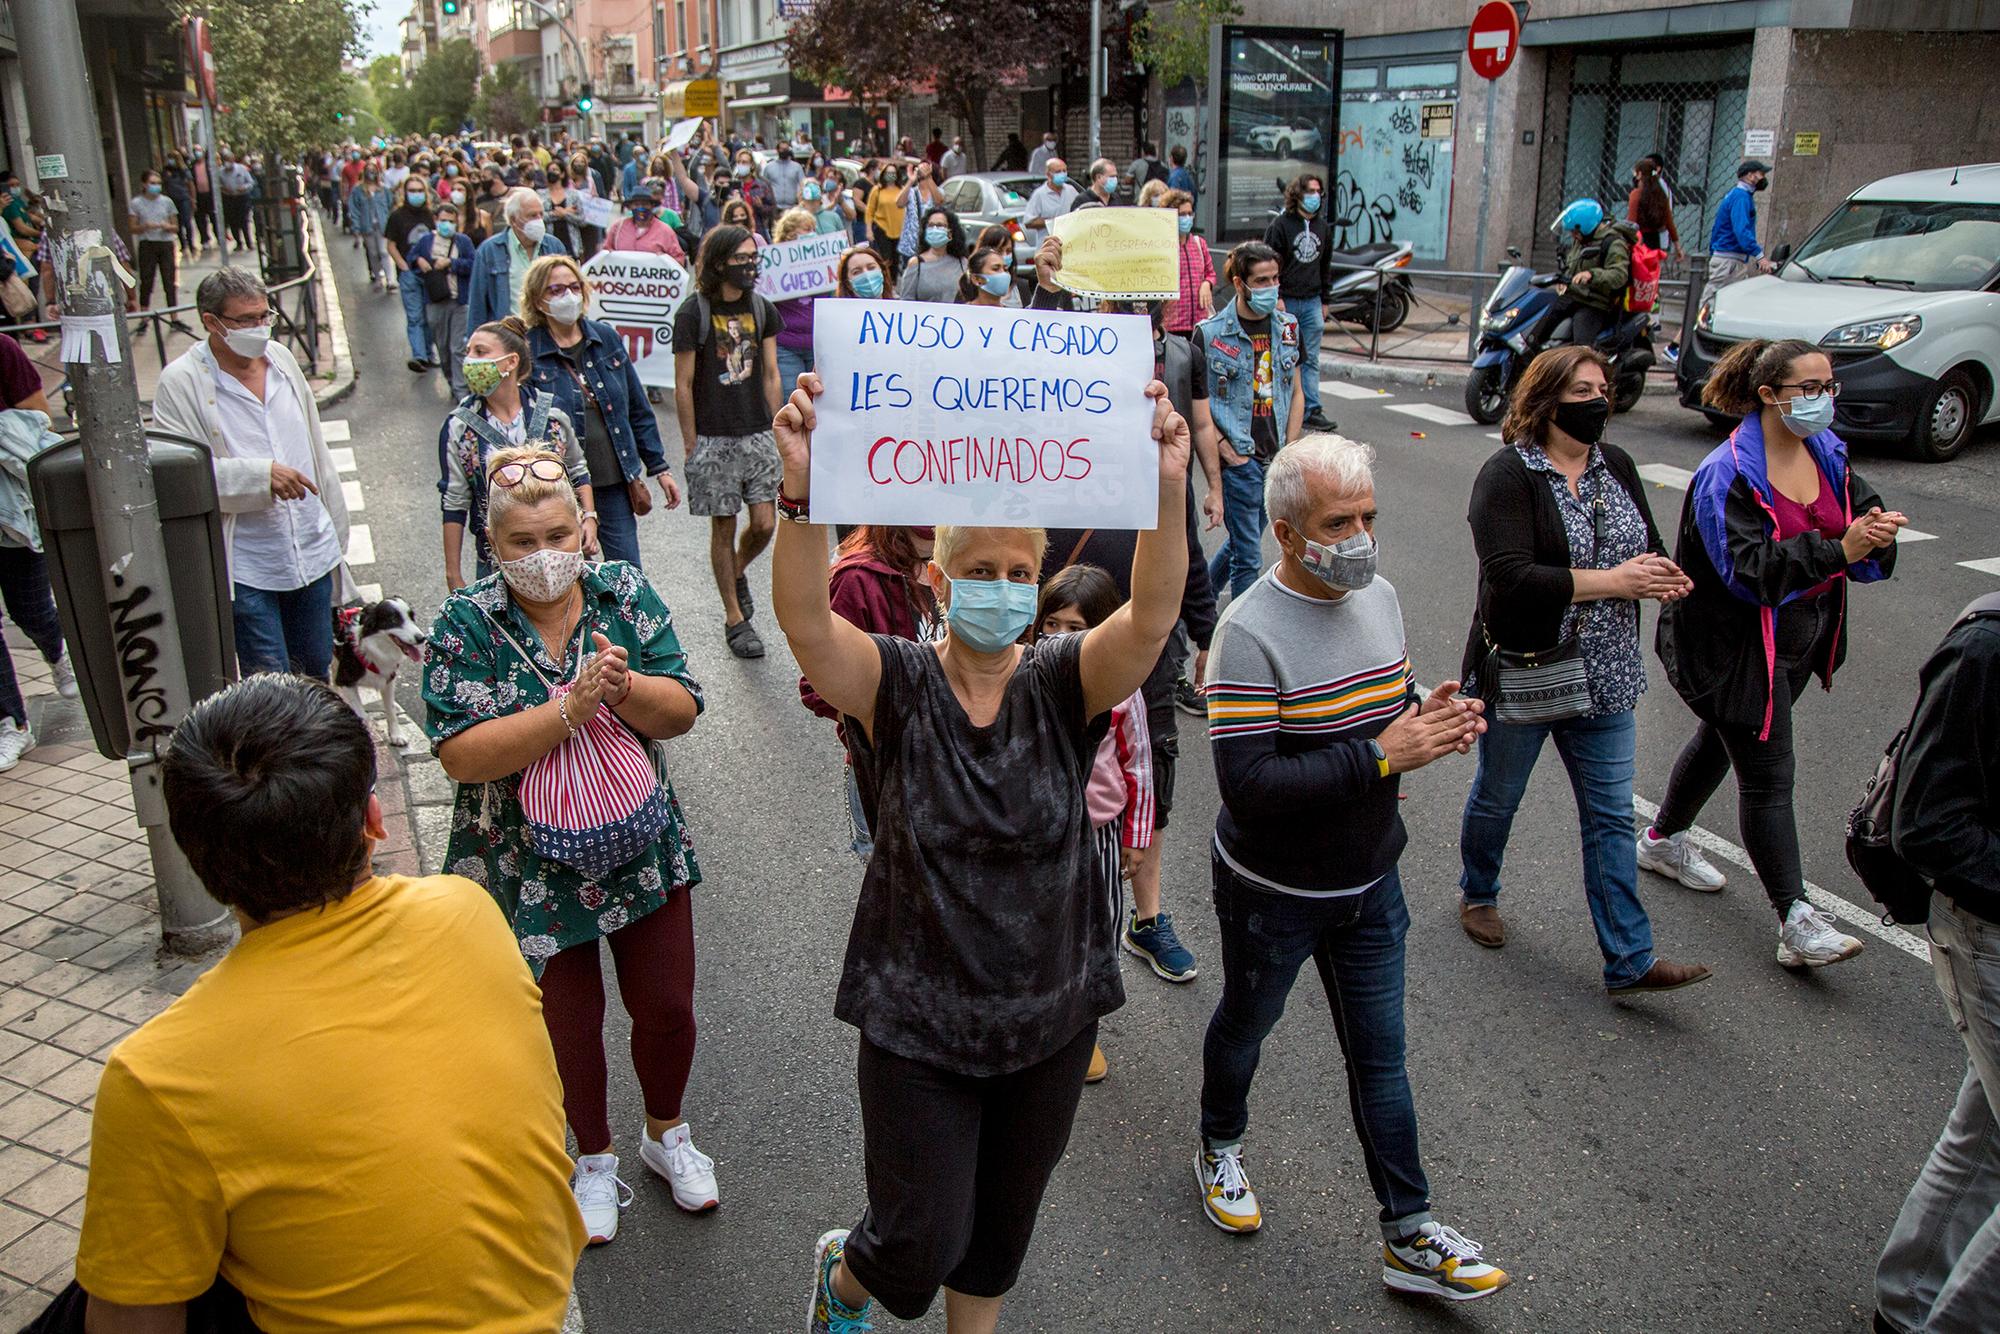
[{"x1": 323, "y1": 246, "x2": 1999, "y2": 1333}]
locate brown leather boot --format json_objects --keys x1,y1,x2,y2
[
  {"x1": 1607, "y1": 959, "x2": 1713, "y2": 994},
  {"x1": 1459, "y1": 901, "x2": 1505, "y2": 949}
]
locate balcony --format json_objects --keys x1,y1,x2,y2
[{"x1": 489, "y1": 25, "x2": 542, "y2": 61}]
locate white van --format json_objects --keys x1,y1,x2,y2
[{"x1": 1676, "y1": 164, "x2": 2000, "y2": 461}]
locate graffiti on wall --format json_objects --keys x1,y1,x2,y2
[{"x1": 1336, "y1": 97, "x2": 1455, "y2": 260}]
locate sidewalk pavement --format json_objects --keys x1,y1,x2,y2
[{"x1": 0, "y1": 204, "x2": 381, "y2": 1323}]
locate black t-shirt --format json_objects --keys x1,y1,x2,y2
[
  {"x1": 385, "y1": 204, "x2": 433, "y2": 258},
  {"x1": 671, "y1": 294, "x2": 769, "y2": 438},
  {"x1": 1192, "y1": 322, "x2": 1276, "y2": 459},
  {"x1": 841, "y1": 632, "x2": 1121, "y2": 1076},
  {"x1": 553, "y1": 343, "x2": 620, "y2": 484}
]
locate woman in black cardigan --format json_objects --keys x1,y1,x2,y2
[{"x1": 1456, "y1": 346, "x2": 1708, "y2": 994}]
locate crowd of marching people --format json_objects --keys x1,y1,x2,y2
[{"x1": 14, "y1": 117, "x2": 1993, "y2": 1334}]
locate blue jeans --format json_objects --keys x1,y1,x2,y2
[
  {"x1": 1284, "y1": 295, "x2": 1323, "y2": 419},
  {"x1": 232, "y1": 572, "x2": 335, "y2": 679},
  {"x1": 776, "y1": 343, "x2": 813, "y2": 396},
  {"x1": 1876, "y1": 895, "x2": 2000, "y2": 1334},
  {"x1": 397, "y1": 269, "x2": 433, "y2": 361},
  {"x1": 1205, "y1": 456, "x2": 1266, "y2": 598},
  {"x1": 1200, "y1": 855, "x2": 1432, "y2": 1240},
  {"x1": 593, "y1": 480, "x2": 642, "y2": 568},
  {"x1": 1457, "y1": 709, "x2": 1654, "y2": 987},
  {"x1": 0, "y1": 548, "x2": 66, "y2": 727}
]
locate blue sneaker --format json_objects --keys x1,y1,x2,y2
[
  {"x1": 1124, "y1": 911, "x2": 1198, "y2": 982},
  {"x1": 809, "y1": 1229, "x2": 873, "y2": 1333}
]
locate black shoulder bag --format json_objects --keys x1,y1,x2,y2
[{"x1": 1481, "y1": 486, "x2": 1602, "y2": 726}]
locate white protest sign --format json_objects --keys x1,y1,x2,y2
[
  {"x1": 578, "y1": 194, "x2": 617, "y2": 229},
  {"x1": 581, "y1": 249, "x2": 693, "y2": 388},
  {"x1": 810, "y1": 298, "x2": 1158, "y2": 528},
  {"x1": 756, "y1": 229, "x2": 845, "y2": 301},
  {"x1": 665, "y1": 117, "x2": 703, "y2": 154}
]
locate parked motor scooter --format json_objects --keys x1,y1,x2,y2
[
  {"x1": 1323, "y1": 240, "x2": 1416, "y2": 332},
  {"x1": 1463, "y1": 246, "x2": 1657, "y2": 425}
]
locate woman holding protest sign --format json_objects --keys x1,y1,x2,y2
[
  {"x1": 520, "y1": 254, "x2": 681, "y2": 569},
  {"x1": 770, "y1": 359, "x2": 1192, "y2": 1333},
  {"x1": 898, "y1": 202, "x2": 967, "y2": 304},
  {"x1": 772, "y1": 208, "x2": 822, "y2": 394}
]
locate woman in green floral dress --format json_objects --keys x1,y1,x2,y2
[{"x1": 422, "y1": 444, "x2": 716, "y2": 1246}]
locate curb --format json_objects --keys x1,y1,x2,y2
[
  {"x1": 1322, "y1": 352, "x2": 1677, "y2": 397},
  {"x1": 308, "y1": 209, "x2": 356, "y2": 412}
]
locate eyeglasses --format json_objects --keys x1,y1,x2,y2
[
  {"x1": 491, "y1": 458, "x2": 567, "y2": 488},
  {"x1": 215, "y1": 310, "x2": 274, "y2": 329},
  {"x1": 1777, "y1": 380, "x2": 1842, "y2": 401},
  {"x1": 543, "y1": 281, "x2": 583, "y2": 298}
]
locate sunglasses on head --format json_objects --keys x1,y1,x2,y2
[{"x1": 491, "y1": 459, "x2": 567, "y2": 488}]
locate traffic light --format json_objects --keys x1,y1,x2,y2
[
  {"x1": 576, "y1": 83, "x2": 594, "y2": 114},
  {"x1": 440, "y1": 0, "x2": 459, "y2": 12}
]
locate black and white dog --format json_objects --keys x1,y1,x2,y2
[{"x1": 331, "y1": 598, "x2": 428, "y2": 747}]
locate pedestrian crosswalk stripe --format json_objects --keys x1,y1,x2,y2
[
  {"x1": 1486, "y1": 432, "x2": 1503, "y2": 441},
  {"x1": 321, "y1": 419, "x2": 351, "y2": 443},
  {"x1": 1637, "y1": 463, "x2": 1695, "y2": 489},
  {"x1": 1386, "y1": 402, "x2": 1478, "y2": 427},
  {"x1": 1320, "y1": 380, "x2": 1389, "y2": 400},
  {"x1": 356, "y1": 582, "x2": 382, "y2": 603},
  {"x1": 346, "y1": 524, "x2": 374, "y2": 567},
  {"x1": 1960, "y1": 557, "x2": 2000, "y2": 577},
  {"x1": 342, "y1": 480, "x2": 365, "y2": 513},
  {"x1": 331, "y1": 447, "x2": 357, "y2": 474}
]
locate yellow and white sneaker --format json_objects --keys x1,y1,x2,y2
[
  {"x1": 1194, "y1": 1141, "x2": 1262, "y2": 1233},
  {"x1": 1382, "y1": 1220, "x2": 1511, "y2": 1301}
]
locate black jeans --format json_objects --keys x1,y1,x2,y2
[
  {"x1": 844, "y1": 1022, "x2": 1097, "y2": 1320},
  {"x1": 23, "y1": 1277, "x2": 258, "y2": 1332},
  {"x1": 0, "y1": 547, "x2": 66, "y2": 727},
  {"x1": 1534, "y1": 295, "x2": 1612, "y2": 352},
  {"x1": 136, "y1": 239, "x2": 177, "y2": 308},
  {"x1": 1653, "y1": 599, "x2": 1830, "y2": 916}
]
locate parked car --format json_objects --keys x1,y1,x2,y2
[
  {"x1": 937, "y1": 170, "x2": 1044, "y2": 279},
  {"x1": 1677, "y1": 163, "x2": 2000, "y2": 461},
  {"x1": 1247, "y1": 121, "x2": 1324, "y2": 160}
]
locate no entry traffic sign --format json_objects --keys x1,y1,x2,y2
[{"x1": 1467, "y1": 1, "x2": 1521, "y2": 81}]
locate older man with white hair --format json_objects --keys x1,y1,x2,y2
[
  {"x1": 466, "y1": 187, "x2": 567, "y2": 330},
  {"x1": 1191, "y1": 435, "x2": 1513, "y2": 1304}
]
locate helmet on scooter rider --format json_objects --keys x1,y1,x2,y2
[{"x1": 1551, "y1": 198, "x2": 1604, "y2": 238}]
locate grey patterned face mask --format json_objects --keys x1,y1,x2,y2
[{"x1": 1301, "y1": 530, "x2": 1377, "y2": 592}]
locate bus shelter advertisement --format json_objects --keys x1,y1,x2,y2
[{"x1": 1210, "y1": 26, "x2": 1343, "y2": 241}]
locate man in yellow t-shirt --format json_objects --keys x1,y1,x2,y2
[{"x1": 65, "y1": 675, "x2": 587, "y2": 1334}]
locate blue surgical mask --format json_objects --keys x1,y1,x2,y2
[
  {"x1": 1779, "y1": 391, "x2": 1837, "y2": 437},
  {"x1": 1051, "y1": 171, "x2": 1068, "y2": 187},
  {"x1": 943, "y1": 576, "x2": 1038, "y2": 653},
  {"x1": 1301, "y1": 192, "x2": 1322, "y2": 215},
  {"x1": 1177, "y1": 214, "x2": 1194, "y2": 236},
  {"x1": 850, "y1": 269, "x2": 885, "y2": 298},
  {"x1": 979, "y1": 270, "x2": 1012, "y2": 297},
  {"x1": 435, "y1": 219, "x2": 456, "y2": 238},
  {"x1": 145, "y1": 182, "x2": 162, "y2": 196},
  {"x1": 924, "y1": 225, "x2": 950, "y2": 248},
  {"x1": 1245, "y1": 285, "x2": 1280, "y2": 317},
  {"x1": 1300, "y1": 529, "x2": 1377, "y2": 592}
]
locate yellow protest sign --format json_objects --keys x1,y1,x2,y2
[{"x1": 1047, "y1": 207, "x2": 1180, "y2": 302}]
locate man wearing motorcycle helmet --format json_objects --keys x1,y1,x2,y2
[{"x1": 1532, "y1": 198, "x2": 1630, "y2": 354}]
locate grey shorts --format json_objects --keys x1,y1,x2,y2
[{"x1": 686, "y1": 431, "x2": 780, "y2": 517}]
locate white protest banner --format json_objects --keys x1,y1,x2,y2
[
  {"x1": 664, "y1": 117, "x2": 703, "y2": 154},
  {"x1": 1047, "y1": 207, "x2": 1180, "y2": 301},
  {"x1": 581, "y1": 249, "x2": 693, "y2": 388},
  {"x1": 755, "y1": 229, "x2": 845, "y2": 301},
  {"x1": 578, "y1": 194, "x2": 617, "y2": 230},
  {"x1": 810, "y1": 298, "x2": 1158, "y2": 528}
]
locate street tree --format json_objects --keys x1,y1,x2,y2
[
  {"x1": 1133, "y1": 0, "x2": 1241, "y2": 169},
  {"x1": 475, "y1": 62, "x2": 537, "y2": 138},
  {"x1": 407, "y1": 39, "x2": 482, "y2": 136},
  {"x1": 179, "y1": 0, "x2": 365, "y2": 158}
]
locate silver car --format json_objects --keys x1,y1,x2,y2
[{"x1": 935, "y1": 171, "x2": 1044, "y2": 281}]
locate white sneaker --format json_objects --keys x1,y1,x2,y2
[
  {"x1": 1194, "y1": 1140, "x2": 1262, "y2": 1233},
  {"x1": 0, "y1": 718, "x2": 33, "y2": 772},
  {"x1": 1636, "y1": 828, "x2": 1727, "y2": 892},
  {"x1": 1777, "y1": 900, "x2": 1863, "y2": 968},
  {"x1": 570, "y1": 1152, "x2": 632, "y2": 1245},
  {"x1": 639, "y1": 1121, "x2": 718, "y2": 1213},
  {"x1": 50, "y1": 653, "x2": 78, "y2": 700}
]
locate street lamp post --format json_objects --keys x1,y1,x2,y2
[
  {"x1": 1088, "y1": 0, "x2": 1103, "y2": 164},
  {"x1": 521, "y1": 0, "x2": 591, "y2": 132}
]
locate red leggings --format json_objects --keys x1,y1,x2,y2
[{"x1": 537, "y1": 889, "x2": 696, "y2": 1155}]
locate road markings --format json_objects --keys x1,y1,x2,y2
[
  {"x1": 1486, "y1": 432, "x2": 1503, "y2": 441},
  {"x1": 330, "y1": 446, "x2": 357, "y2": 475},
  {"x1": 346, "y1": 524, "x2": 374, "y2": 567},
  {"x1": 1387, "y1": 402, "x2": 1479, "y2": 427},
  {"x1": 1631, "y1": 796, "x2": 1928, "y2": 962},
  {"x1": 320, "y1": 419, "x2": 351, "y2": 443},
  {"x1": 342, "y1": 479, "x2": 365, "y2": 513},
  {"x1": 355, "y1": 582, "x2": 382, "y2": 603},
  {"x1": 1960, "y1": 557, "x2": 2000, "y2": 577},
  {"x1": 1637, "y1": 463, "x2": 1695, "y2": 490},
  {"x1": 1321, "y1": 380, "x2": 1392, "y2": 401}
]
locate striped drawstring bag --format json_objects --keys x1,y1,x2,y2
[{"x1": 488, "y1": 614, "x2": 671, "y2": 880}]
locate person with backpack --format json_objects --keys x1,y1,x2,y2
[
  {"x1": 1626, "y1": 155, "x2": 1682, "y2": 261},
  {"x1": 1871, "y1": 592, "x2": 2000, "y2": 1334},
  {"x1": 1536, "y1": 199, "x2": 1630, "y2": 353},
  {"x1": 673, "y1": 224, "x2": 782, "y2": 660}
]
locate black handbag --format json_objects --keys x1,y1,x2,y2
[{"x1": 1480, "y1": 487, "x2": 1604, "y2": 726}]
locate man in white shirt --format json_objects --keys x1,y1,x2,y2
[
  {"x1": 1028, "y1": 132, "x2": 1059, "y2": 177},
  {"x1": 939, "y1": 136, "x2": 967, "y2": 180},
  {"x1": 152, "y1": 268, "x2": 352, "y2": 680},
  {"x1": 217, "y1": 154, "x2": 256, "y2": 251},
  {"x1": 1020, "y1": 157, "x2": 1077, "y2": 239}
]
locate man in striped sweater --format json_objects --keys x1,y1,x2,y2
[{"x1": 1192, "y1": 436, "x2": 1514, "y2": 1304}]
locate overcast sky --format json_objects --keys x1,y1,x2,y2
[{"x1": 361, "y1": 1, "x2": 402, "y2": 61}]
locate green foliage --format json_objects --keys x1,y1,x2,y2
[
  {"x1": 372, "y1": 38, "x2": 481, "y2": 137},
  {"x1": 181, "y1": 0, "x2": 365, "y2": 156},
  {"x1": 475, "y1": 61, "x2": 537, "y2": 138},
  {"x1": 1133, "y1": 0, "x2": 1241, "y2": 89}
]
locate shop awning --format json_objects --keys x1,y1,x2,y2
[{"x1": 728, "y1": 94, "x2": 788, "y2": 108}]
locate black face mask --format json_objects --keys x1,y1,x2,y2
[
  {"x1": 1552, "y1": 396, "x2": 1612, "y2": 446},
  {"x1": 1753, "y1": 176, "x2": 1768, "y2": 192},
  {"x1": 725, "y1": 260, "x2": 759, "y2": 289}
]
